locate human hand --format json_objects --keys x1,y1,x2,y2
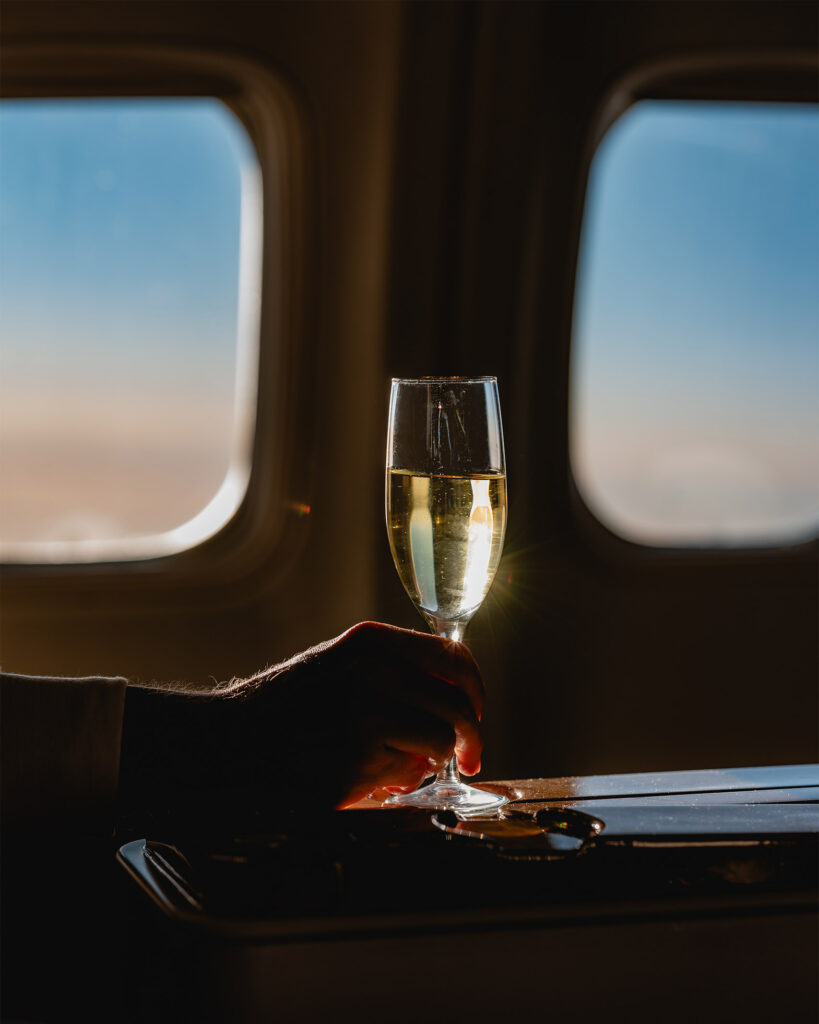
[
  {"x1": 119, "y1": 621, "x2": 485, "y2": 826},
  {"x1": 234, "y1": 621, "x2": 485, "y2": 808}
]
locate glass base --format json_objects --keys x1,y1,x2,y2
[{"x1": 383, "y1": 779, "x2": 508, "y2": 815}]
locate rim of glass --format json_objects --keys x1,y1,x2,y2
[{"x1": 391, "y1": 375, "x2": 497, "y2": 384}]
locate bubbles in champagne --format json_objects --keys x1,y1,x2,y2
[{"x1": 387, "y1": 470, "x2": 507, "y2": 629}]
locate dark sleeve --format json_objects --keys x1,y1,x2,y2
[{"x1": 0, "y1": 671, "x2": 127, "y2": 833}]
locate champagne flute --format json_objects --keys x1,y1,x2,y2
[{"x1": 384, "y1": 376, "x2": 508, "y2": 813}]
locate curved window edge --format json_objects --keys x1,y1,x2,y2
[
  {"x1": 0, "y1": 119, "x2": 263, "y2": 565},
  {"x1": 568, "y1": 53, "x2": 819, "y2": 556},
  {"x1": 0, "y1": 43, "x2": 311, "y2": 579}
]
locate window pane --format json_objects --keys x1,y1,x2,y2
[
  {"x1": 0, "y1": 98, "x2": 261, "y2": 561},
  {"x1": 571, "y1": 101, "x2": 819, "y2": 546}
]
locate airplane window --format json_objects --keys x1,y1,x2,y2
[
  {"x1": 0, "y1": 98, "x2": 262, "y2": 562},
  {"x1": 571, "y1": 101, "x2": 819, "y2": 547}
]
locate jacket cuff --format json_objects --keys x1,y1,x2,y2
[{"x1": 1, "y1": 672, "x2": 128, "y2": 834}]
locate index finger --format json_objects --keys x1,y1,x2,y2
[{"x1": 342, "y1": 622, "x2": 485, "y2": 719}]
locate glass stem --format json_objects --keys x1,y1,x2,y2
[
  {"x1": 436, "y1": 754, "x2": 461, "y2": 788},
  {"x1": 433, "y1": 621, "x2": 465, "y2": 789}
]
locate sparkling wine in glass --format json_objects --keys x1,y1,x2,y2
[{"x1": 384, "y1": 376, "x2": 508, "y2": 813}]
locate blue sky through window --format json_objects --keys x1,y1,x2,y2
[
  {"x1": 571, "y1": 101, "x2": 819, "y2": 545},
  {"x1": 0, "y1": 99, "x2": 260, "y2": 557}
]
